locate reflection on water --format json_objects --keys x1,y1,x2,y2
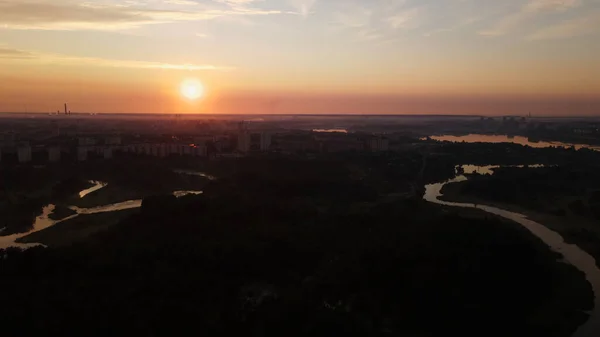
[
  {"x1": 174, "y1": 170, "x2": 217, "y2": 181},
  {"x1": 0, "y1": 204, "x2": 69, "y2": 249},
  {"x1": 424, "y1": 168, "x2": 600, "y2": 337},
  {"x1": 460, "y1": 164, "x2": 545, "y2": 175},
  {"x1": 429, "y1": 134, "x2": 600, "y2": 151},
  {"x1": 70, "y1": 199, "x2": 142, "y2": 215},
  {"x1": 312, "y1": 129, "x2": 348, "y2": 133},
  {"x1": 173, "y1": 191, "x2": 203, "y2": 198},
  {"x1": 79, "y1": 181, "x2": 108, "y2": 198}
]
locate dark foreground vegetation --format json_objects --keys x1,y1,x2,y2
[{"x1": 0, "y1": 155, "x2": 593, "y2": 337}]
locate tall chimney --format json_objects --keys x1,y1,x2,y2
[{"x1": 64, "y1": 103, "x2": 67, "y2": 115}]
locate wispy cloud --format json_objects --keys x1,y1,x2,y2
[
  {"x1": 329, "y1": 1, "x2": 426, "y2": 42},
  {"x1": 163, "y1": 0, "x2": 199, "y2": 5},
  {"x1": 332, "y1": 5, "x2": 372, "y2": 29},
  {"x1": 0, "y1": 46, "x2": 233, "y2": 71},
  {"x1": 0, "y1": 47, "x2": 36, "y2": 59},
  {"x1": 288, "y1": 0, "x2": 316, "y2": 18},
  {"x1": 386, "y1": 7, "x2": 421, "y2": 30},
  {"x1": 0, "y1": 0, "x2": 283, "y2": 31},
  {"x1": 480, "y1": 0, "x2": 584, "y2": 36},
  {"x1": 527, "y1": 10, "x2": 600, "y2": 39}
]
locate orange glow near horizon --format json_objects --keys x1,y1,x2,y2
[{"x1": 0, "y1": 0, "x2": 598, "y2": 115}]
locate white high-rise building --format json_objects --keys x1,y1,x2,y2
[
  {"x1": 260, "y1": 132, "x2": 272, "y2": 152},
  {"x1": 17, "y1": 145, "x2": 32, "y2": 163},
  {"x1": 238, "y1": 132, "x2": 251, "y2": 153},
  {"x1": 48, "y1": 147, "x2": 61, "y2": 162}
]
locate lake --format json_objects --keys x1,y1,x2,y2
[{"x1": 312, "y1": 129, "x2": 348, "y2": 133}]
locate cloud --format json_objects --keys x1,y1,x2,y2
[
  {"x1": 524, "y1": 0, "x2": 582, "y2": 12},
  {"x1": 288, "y1": 0, "x2": 316, "y2": 17},
  {"x1": 479, "y1": 0, "x2": 584, "y2": 36},
  {"x1": 527, "y1": 10, "x2": 600, "y2": 39},
  {"x1": 0, "y1": 47, "x2": 36, "y2": 59},
  {"x1": 386, "y1": 7, "x2": 421, "y2": 30},
  {"x1": 0, "y1": 0, "x2": 283, "y2": 30},
  {"x1": 0, "y1": 47, "x2": 233, "y2": 70},
  {"x1": 163, "y1": 0, "x2": 199, "y2": 5},
  {"x1": 329, "y1": 1, "x2": 426, "y2": 42},
  {"x1": 332, "y1": 5, "x2": 372, "y2": 29}
]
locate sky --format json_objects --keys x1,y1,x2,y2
[{"x1": 0, "y1": 0, "x2": 599, "y2": 115}]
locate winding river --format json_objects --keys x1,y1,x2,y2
[
  {"x1": 424, "y1": 166, "x2": 600, "y2": 337},
  {"x1": 0, "y1": 181, "x2": 202, "y2": 250}
]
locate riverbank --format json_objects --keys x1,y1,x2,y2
[
  {"x1": 17, "y1": 209, "x2": 138, "y2": 247},
  {"x1": 441, "y1": 181, "x2": 600, "y2": 270}
]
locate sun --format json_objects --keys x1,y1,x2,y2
[{"x1": 180, "y1": 79, "x2": 205, "y2": 100}]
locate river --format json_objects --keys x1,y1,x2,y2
[
  {"x1": 424, "y1": 166, "x2": 600, "y2": 337},
  {"x1": 429, "y1": 134, "x2": 600, "y2": 151},
  {"x1": 0, "y1": 181, "x2": 202, "y2": 250}
]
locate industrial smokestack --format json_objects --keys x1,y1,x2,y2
[{"x1": 64, "y1": 103, "x2": 67, "y2": 115}]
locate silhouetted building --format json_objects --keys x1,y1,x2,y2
[
  {"x1": 17, "y1": 144, "x2": 32, "y2": 163},
  {"x1": 103, "y1": 148, "x2": 113, "y2": 160},
  {"x1": 369, "y1": 137, "x2": 389, "y2": 152},
  {"x1": 194, "y1": 145, "x2": 207, "y2": 157},
  {"x1": 158, "y1": 144, "x2": 168, "y2": 157},
  {"x1": 105, "y1": 136, "x2": 121, "y2": 145},
  {"x1": 77, "y1": 147, "x2": 88, "y2": 161},
  {"x1": 78, "y1": 137, "x2": 96, "y2": 146},
  {"x1": 48, "y1": 147, "x2": 61, "y2": 162},
  {"x1": 169, "y1": 144, "x2": 179, "y2": 155},
  {"x1": 238, "y1": 132, "x2": 251, "y2": 153},
  {"x1": 260, "y1": 132, "x2": 272, "y2": 151}
]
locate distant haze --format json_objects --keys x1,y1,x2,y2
[{"x1": 0, "y1": 0, "x2": 598, "y2": 115}]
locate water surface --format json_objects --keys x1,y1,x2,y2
[
  {"x1": 312, "y1": 129, "x2": 348, "y2": 133},
  {"x1": 174, "y1": 170, "x2": 217, "y2": 181},
  {"x1": 429, "y1": 134, "x2": 600, "y2": 151},
  {"x1": 79, "y1": 181, "x2": 108, "y2": 198}
]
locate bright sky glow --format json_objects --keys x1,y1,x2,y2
[{"x1": 0, "y1": 0, "x2": 598, "y2": 115}]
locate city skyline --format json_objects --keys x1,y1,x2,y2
[{"x1": 0, "y1": 0, "x2": 599, "y2": 115}]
